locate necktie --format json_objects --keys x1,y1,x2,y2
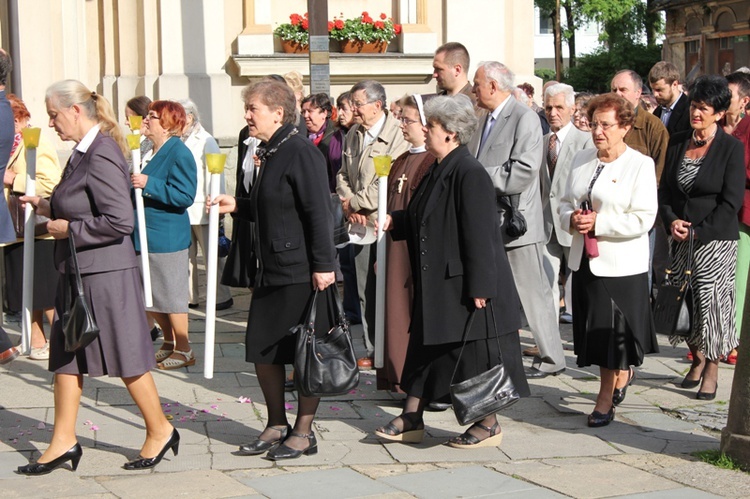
[
  {"x1": 477, "y1": 115, "x2": 495, "y2": 157},
  {"x1": 660, "y1": 106, "x2": 671, "y2": 126},
  {"x1": 548, "y1": 133, "x2": 558, "y2": 178}
]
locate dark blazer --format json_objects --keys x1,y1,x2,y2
[
  {"x1": 50, "y1": 132, "x2": 138, "y2": 273},
  {"x1": 0, "y1": 90, "x2": 16, "y2": 243},
  {"x1": 390, "y1": 145, "x2": 522, "y2": 345},
  {"x1": 654, "y1": 93, "x2": 691, "y2": 136},
  {"x1": 135, "y1": 136, "x2": 197, "y2": 253},
  {"x1": 659, "y1": 127, "x2": 745, "y2": 242},
  {"x1": 236, "y1": 124, "x2": 336, "y2": 287}
]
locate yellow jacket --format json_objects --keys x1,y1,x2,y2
[{"x1": 4, "y1": 132, "x2": 62, "y2": 199}]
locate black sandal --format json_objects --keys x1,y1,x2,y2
[
  {"x1": 446, "y1": 421, "x2": 503, "y2": 449},
  {"x1": 238, "y1": 424, "x2": 291, "y2": 455},
  {"x1": 374, "y1": 412, "x2": 424, "y2": 443}
]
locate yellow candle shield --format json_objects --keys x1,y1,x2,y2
[{"x1": 205, "y1": 153, "x2": 227, "y2": 174}]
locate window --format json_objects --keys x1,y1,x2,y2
[{"x1": 539, "y1": 10, "x2": 553, "y2": 35}]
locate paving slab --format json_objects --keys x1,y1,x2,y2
[
  {"x1": 100, "y1": 469, "x2": 256, "y2": 498},
  {"x1": 501, "y1": 425, "x2": 621, "y2": 460},
  {"x1": 615, "y1": 488, "x2": 722, "y2": 498},
  {"x1": 245, "y1": 467, "x2": 399, "y2": 499},
  {"x1": 379, "y1": 465, "x2": 542, "y2": 498},
  {"x1": 495, "y1": 457, "x2": 683, "y2": 499},
  {"x1": 380, "y1": 438, "x2": 509, "y2": 464}
]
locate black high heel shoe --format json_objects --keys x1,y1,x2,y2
[
  {"x1": 123, "y1": 429, "x2": 180, "y2": 470},
  {"x1": 264, "y1": 431, "x2": 318, "y2": 461},
  {"x1": 16, "y1": 443, "x2": 82, "y2": 475},
  {"x1": 612, "y1": 368, "x2": 635, "y2": 406},
  {"x1": 238, "y1": 424, "x2": 291, "y2": 455}
]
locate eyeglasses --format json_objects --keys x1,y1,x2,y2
[
  {"x1": 589, "y1": 121, "x2": 616, "y2": 131},
  {"x1": 399, "y1": 117, "x2": 420, "y2": 126},
  {"x1": 145, "y1": 113, "x2": 160, "y2": 121},
  {"x1": 351, "y1": 100, "x2": 374, "y2": 109}
]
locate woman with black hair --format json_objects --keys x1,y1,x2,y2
[{"x1": 659, "y1": 75, "x2": 745, "y2": 400}]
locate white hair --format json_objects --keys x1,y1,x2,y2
[
  {"x1": 477, "y1": 61, "x2": 515, "y2": 92},
  {"x1": 544, "y1": 83, "x2": 576, "y2": 107}
]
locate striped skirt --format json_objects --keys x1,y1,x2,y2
[{"x1": 668, "y1": 238, "x2": 739, "y2": 360}]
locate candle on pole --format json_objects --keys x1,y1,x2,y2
[
  {"x1": 20, "y1": 127, "x2": 41, "y2": 355},
  {"x1": 373, "y1": 154, "x2": 392, "y2": 369},
  {"x1": 203, "y1": 152, "x2": 226, "y2": 379},
  {"x1": 127, "y1": 115, "x2": 152, "y2": 307}
]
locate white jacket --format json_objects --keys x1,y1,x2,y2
[{"x1": 559, "y1": 146, "x2": 657, "y2": 277}]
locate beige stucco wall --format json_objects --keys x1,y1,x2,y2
[{"x1": 2, "y1": 0, "x2": 538, "y2": 151}]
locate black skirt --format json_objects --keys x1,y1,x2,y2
[
  {"x1": 245, "y1": 283, "x2": 334, "y2": 365},
  {"x1": 401, "y1": 307, "x2": 530, "y2": 404},
  {"x1": 4, "y1": 239, "x2": 57, "y2": 311},
  {"x1": 572, "y1": 256, "x2": 658, "y2": 369}
]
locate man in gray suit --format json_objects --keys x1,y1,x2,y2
[
  {"x1": 469, "y1": 61, "x2": 566, "y2": 377},
  {"x1": 540, "y1": 83, "x2": 593, "y2": 335}
]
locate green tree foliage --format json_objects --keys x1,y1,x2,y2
[{"x1": 565, "y1": 43, "x2": 663, "y2": 93}]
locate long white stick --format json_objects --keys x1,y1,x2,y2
[
  {"x1": 374, "y1": 176, "x2": 388, "y2": 369},
  {"x1": 204, "y1": 173, "x2": 221, "y2": 379},
  {"x1": 20, "y1": 147, "x2": 36, "y2": 355},
  {"x1": 132, "y1": 148, "x2": 152, "y2": 307}
]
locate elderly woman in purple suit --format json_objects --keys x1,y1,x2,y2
[{"x1": 18, "y1": 80, "x2": 176, "y2": 475}]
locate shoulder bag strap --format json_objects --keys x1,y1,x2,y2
[
  {"x1": 305, "y1": 289, "x2": 319, "y2": 332},
  {"x1": 449, "y1": 300, "x2": 503, "y2": 385},
  {"x1": 684, "y1": 226, "x2": 694, "y2": 288},
  {"x1": 67, "y1": 232, "x2": 85, "y2": 298}
]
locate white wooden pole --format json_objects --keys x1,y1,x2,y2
[
  {"x1": 20, "y1": 128, "x2": 41, "y2": 355},
  {"x1": 203, "y1": 153, "x2": 226, "y2": 379},
  {"x1": 127, "y1": 132, "x2": 152, "y2": 307},
  {"x1": 373, "y1": 155, "x2": 392, "y2": 369}
]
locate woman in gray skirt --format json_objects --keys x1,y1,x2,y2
[
  {"x1": 131, "y1": 100, "x2": 198, "y2": 370},
  {"x1": 18, "y1": 80, "x2": 177, "y2": 474}
]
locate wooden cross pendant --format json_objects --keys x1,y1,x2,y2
[{"x1": 397, "y1": 173, "x2": 408, "y2": 193}]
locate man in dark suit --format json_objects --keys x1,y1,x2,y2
[
  {"x1": 649, "y1": 61, "x2": 691, "y2": 135},
  {"x1": 468, "y1": 61, "x2": 566, "y2": 378},
  {"x1": 0, "y1": 48, "x2": 19, "y2": 364}
]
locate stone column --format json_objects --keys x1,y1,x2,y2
[
  {"x1": 720, "y1": 267, "x2": 750, "y2": 467},
  {"x1": 155, "y1": 0, "x2": 233, "y2": 137}
]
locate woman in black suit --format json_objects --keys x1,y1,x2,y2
[
  {"x1": 213, "y1": 80, "x2": 336, "y2": 460},
  {"x1": 376, "y1": 94, "x2": 529, "y2": 448},
  {"x1": 659, "y1": 75, "x2": 745, "y2": 400}
]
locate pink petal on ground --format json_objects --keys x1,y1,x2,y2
[
  {"x1": 84, "y1": 420, "x2": 92, "y2": 425},
  {"x1": 284, "y1": 403, "x2": 294, "y2": 410},
  {"x1": 329, "y1": 406, "x2": 342, "y2": 411},
  {"x1": 349, "y1": 390, "x2": 357, "y2": 394},
  {"x1": 210, "y1": 405, "x2": 219, "y2": 410},
  {"x1": 90, "y1": 425, "x2": 99, "y2": 431},
  {"x1": 36, "y1": 422, "x2": 46, "y2": 430},
  {"x1": 365, "y1": 381, "x2": 372, "y2": 385},
  {"x1": 202, "y1": 409, "x2": 210, "y2": 413},
  {"x1": 11, "y1": 439, "x2": 17, "y2": 444}
]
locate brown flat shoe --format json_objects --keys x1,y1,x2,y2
[{"x1": 522, "y1": 346, "x2": 539, "y2": 357}]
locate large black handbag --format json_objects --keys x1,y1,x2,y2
[
  {"x1": 292, "y1": 287, "x2": 359, "y2": 397},
  {"x1": 653, "y1": 227, "x2": 694, "y2": 337},
  {"x1": 450, "y1": 302, "x2": 520, "y2": 426},
  {"x1": 62, "y1": 233, "x2": 100, "y2": 352}
]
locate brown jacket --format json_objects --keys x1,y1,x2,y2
[{"x1": 624, "y1": 108, "x2": 669, "y2": 185}]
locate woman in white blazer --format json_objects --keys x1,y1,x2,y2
[{"x1": 559, "y1": 93, "x2": 658, "y2": 428}]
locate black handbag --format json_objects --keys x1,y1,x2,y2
[
  {"x1": 450, "y1": 302, "x2": 520, "y2": 426},
  {"x1": 62, "y1": 232, "x2": 100, "y2": 352},
  {"x1": 292, "y1": 286, "x2": 359, "y2": 397},
  {"x1": 653, "y1": 227, "x2": 694, "y2": 337},
  {"x1": 499, "y1": 194, "x2": 527, "y2": 238},
  {"x1": 221, "y1": 218, "x2": 256, "y2": 288}
]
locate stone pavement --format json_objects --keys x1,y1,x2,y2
[{"x1": 1, "y1": 288, "x2": 750, "y2": 498}]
